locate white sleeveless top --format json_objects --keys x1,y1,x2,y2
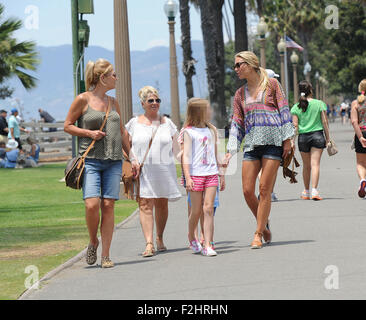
[
  {"x1": 184, "y1": 126, "x2": 218, "y2": 176},
  {"x1": 125, "y1": 116, "x2": 181, "y2": 200}
]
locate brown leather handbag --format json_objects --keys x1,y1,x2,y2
[{"x1": 64, "y1": 98, "x2": 111, "y2": 189}]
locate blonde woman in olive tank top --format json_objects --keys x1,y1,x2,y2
[
  {"x1": 351, "y1": 79, "x2": 366, "y2": 198},
  {"x1": 64, "y1": 59, "x2": 135, "y2": 268}
]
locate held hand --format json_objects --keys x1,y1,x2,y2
[
  {"x1": 186, "y1": 178, "x2": 194, "y2": 192},
  {"x1": 131, "y1": 160, "x2": 140, "y2": 178},
  {"x1": 282, "y1": 139, "x2": 292, "y2": 159},
  {"x1": 290, "y1": 139, "x2": 296, "y2": 152},
  {"x1": 222, "y1": 153, "x2": 232, "y2": 168},
  {"x1": 89, "y1": 130, "x2": 106, "y2": 140}
]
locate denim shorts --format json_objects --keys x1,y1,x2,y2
[
  {"x1": 82, "y1": 158, "x2": 122, "y2": 200},
  {"x1": 243, "y1": 145, "x2": 283, "y2": 161}
]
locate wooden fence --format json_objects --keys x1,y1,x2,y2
[{"x1": 20, "y1": 121, "x2": 72, "y2": 162}]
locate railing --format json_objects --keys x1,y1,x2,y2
[{"x1": 20, "y1": 121, "x2": 72, "y2": 162}]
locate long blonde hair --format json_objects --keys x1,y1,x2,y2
[
  {"x1": 235, "y1": 51, "x2": 269, "y2": 91},
  {"x1": 358, "y1": 79, "x2": 366, "y2": 105},
  {"x1": 85, "y1": 58, "x2": 114, "y2": 91},
  {"x1": 184, "y1": 98, "x2": 216, "y2": 133}
]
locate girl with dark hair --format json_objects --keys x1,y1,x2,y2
[{"x1": 291, "y1": 80, "x2": 330, "y2": 200}]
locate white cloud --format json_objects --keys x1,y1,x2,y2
[{"x1": 147, "y1": 39, "x2": 168, "y2": 49}]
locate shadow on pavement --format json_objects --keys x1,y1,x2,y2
[
  {"x1": 266, "y1": 240, "x2": 315, "y2": 247},
  {"x1": 84, "y1": 259, "x2": 153, "y2": 269}
]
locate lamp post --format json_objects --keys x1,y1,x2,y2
[
  {"x1": 164, "y1": 0, "x2": 181, "y2": 128},
  {"x1": 114, "y1": 0, "x2": 133, "y2": 124},
  {"x1": 290, "y1": 50, "x2": 299, "y2": 103},
  {"x1": 277, "y1": 37, "x2": 286, "y2": 95},
  {"x1": 71, "y1": 0, "x2": 94, "y2": 157},
  {"x1": 304, "y1": 61, "x2": 311, "y2": 83},
  {"x1": 315, "y1": 71, "x2": 320, "y2": 99},
  {"x1": 257, "y1": 17, "x2": 268, "y2": 68}
]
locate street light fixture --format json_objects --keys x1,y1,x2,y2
[
  {"x1": 164, "y1": 0, "x2": 181, "y2": 128},
  {"x1": 257, "y1": 17, "x2": 268, "y2": 68},
  {"x1": 277, "y1": 37, "x2": 286, "y2": 94},
  {"x1": 304, "y1": 61, "x2": 311, "y2": 82},
  {"x1": 290, "y1": 51, "x2": 299, "y2": 103},
  {"x1": 315, "y1": 71, "x2": 320, "y2": 99}
]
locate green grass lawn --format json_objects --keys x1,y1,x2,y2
[{"x1": 0, "y1": 163, "x2": 137, "y2": 300}]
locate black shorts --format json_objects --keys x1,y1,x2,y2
[
  {"x1": 355, "y1": 132, "x2": 366, "y2": 154},
  {"x1": 298, "y1": 130, "x2": 326, "y2": 153}
]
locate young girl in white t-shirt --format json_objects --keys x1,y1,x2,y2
[{"x1": 182, "y1": 98, "x2": 225, "y2": 256}]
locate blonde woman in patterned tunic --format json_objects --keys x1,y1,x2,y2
[
  {"x1": 351, "y1": 79, "x2": 366, "y2": 198},
  {"x1": 64, "y1": 59, "x2": 134, "y2": 268},
  {"x1": 223, "y1": 51, "x2": 295, "y2": 249}
]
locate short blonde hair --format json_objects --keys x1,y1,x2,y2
[
  {"x1": 85, "y1": 59, "x2": 114, "y2": 91},
  {"x1": 358, "y1": 79, "x2": 366, "y2": 105},
  {"x1": 235, "y1": 51, "x2": 269, "y2": 92},
  {"x1": 138, "y1": 86, "x2": 160, "y2": 102}
]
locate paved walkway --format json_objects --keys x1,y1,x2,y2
[{"x1": 23, "y1": 120, "x2": 366, "y2": 300}]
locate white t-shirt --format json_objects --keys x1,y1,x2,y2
[
  {"x1": 184, "y1": 126, "x2": 218, "y2": 176},
  {"x1": 125, "y1": 116, "x2": 181, "y2": 200}
]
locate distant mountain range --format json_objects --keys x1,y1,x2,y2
[{"x1": 0, "y1": 40, "x2": 207, "y2": 122}]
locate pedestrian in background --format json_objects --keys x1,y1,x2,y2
[
  {"x1": 0, "y1": 109, "x2": 8, "y2": 144},
  {"x1": 39, "y1": 108, "x2": 57, "y2": 132},
  {"x1": 224, "y1": 51, "x2": 294, "y2": 250},
  {"x1": 350, "y1": 79, "x2": 366, "y2": 198},
  {"x1": 64, "y1": 58, "x2": 132, "y2": 268},
  {"x1": 125, "y1": 86, "x2": 181, "y2": 258},
  {"x1": 291, "y1": 80, "x2": 330, "y2": 201},
  {"x1": 8, "y1": 108, "x2": 29, "y2": 150}
]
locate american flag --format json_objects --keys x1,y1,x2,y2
[{"x1": 285, "y1": 36, "x2": 304, "y2": 51}]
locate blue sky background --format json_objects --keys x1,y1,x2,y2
[{"x1": 2, "y1": 0, "x2": 223, "y2": 51}]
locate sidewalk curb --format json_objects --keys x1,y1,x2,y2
[{"x1": 18, "y1": 208, "x2": 139, "y2": 300}]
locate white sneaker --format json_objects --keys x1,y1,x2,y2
[
  {"x1": 189, "y1": 240, "x2": 202, "y2": 254},
  {"x1": 201, "y1": 246, "x2": 217, "y2": 256}
]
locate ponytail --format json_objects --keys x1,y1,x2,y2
[
  {"x1": 85, "y1": 59, "x2": 114, "y2": 91},
  {"x1": 298, "y1": 80, "x2": 313, "y2": 112},
  {"x1": 257, "y1": 67, "x2": 269, "y2": 92},
  {"x1": 357, "y1": 79, "x2": 366, "y2": 105}
]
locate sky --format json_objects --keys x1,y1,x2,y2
[{"x1": 1, "y1": 0, "x2": 250, "y2": 51}]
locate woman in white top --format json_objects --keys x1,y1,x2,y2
[{"x1": 125, "y1": 86, "x2": 181, "y2": 257}]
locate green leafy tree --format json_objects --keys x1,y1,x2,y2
[{"x1": 0, "y1": 4, "x2": 39, "y2": 99}]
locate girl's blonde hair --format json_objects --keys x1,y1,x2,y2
[
  {"x1": 85, "y1": 58, "x2": 114, "y2": 91},
  {"x1": 138, "y1": 86, "x2": 160, "y2": 102},
  {"x1": 357, "y1": 79, "x2": 366, "y2": 105},
  {"x1": 184, "y1": 98, "x2": 215, "y2": 131},
  {"x1": 235, "y1": 51, "x2": 269, "y2": 91}
]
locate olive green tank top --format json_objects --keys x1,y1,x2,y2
[{"x1": 78, "y1": 105, "x2": 122, "y2": 160}]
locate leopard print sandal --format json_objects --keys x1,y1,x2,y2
[{"x1": 86, "y1": 243, "x2": 98, "y2": 265}]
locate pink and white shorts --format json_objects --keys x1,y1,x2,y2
[{"x1": 190, "y1": 174, "x2": 219, "y2": 192}]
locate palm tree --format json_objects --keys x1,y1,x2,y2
[
  {"x1": 0, "y1": 4, "x2": 39, "y2": 99},
  {"x1": 179, "y1": 0, "x2": 197, "y2": 99},
  {"x1": 198, "y1": 0, "x2": 226, "y2": 127}
]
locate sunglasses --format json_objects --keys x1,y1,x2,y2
[
  {"x1": 232, "y1": 61, "x2": 247, "y2": 70},
  {"x1": 147, "y1": 98, "x2": 161, "y2": 104}
]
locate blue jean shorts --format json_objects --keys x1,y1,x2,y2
[
  {"x1": 82, "y1": 158, "x2": 122, "y2": 200},
  {"x1": 243, "y1": 145, "x2": 283, "y2": 161}
]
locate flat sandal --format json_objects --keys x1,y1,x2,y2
[{"x1": 142, "y1": 242, "x2": 155, "y2": 257}]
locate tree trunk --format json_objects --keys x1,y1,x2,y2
[
  {"x1": 179, "y1": 0, "x2": 195, "y2": 100},
  {"x1": 199, "y1": 0, "x2": 227, "y2": 128},
  {"x1": 233, "y1": 0, "x2": 248, "y2": 89}
]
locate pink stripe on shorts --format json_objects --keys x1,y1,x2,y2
[{"x1": 191, "y1": 174, "x2": 219, "y2": 192}]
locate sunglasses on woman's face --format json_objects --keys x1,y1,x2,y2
[
  {"x1": 232, "y1": 61, "x2": 247, "y2": 70},
  {"x1": 147, "y1": 98, "x2": 161, "y2": 104}
]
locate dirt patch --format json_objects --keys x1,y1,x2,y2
[{"x1": 0, "y1": 240, "x2": 86, "y2": 260}]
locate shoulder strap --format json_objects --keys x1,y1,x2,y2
[
  {"x1": 81, "y1": 96, "x2": 111, "y2": 160},
  {"x1": 140, "y1": 116, "x2": 161, "y2": 167}
]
